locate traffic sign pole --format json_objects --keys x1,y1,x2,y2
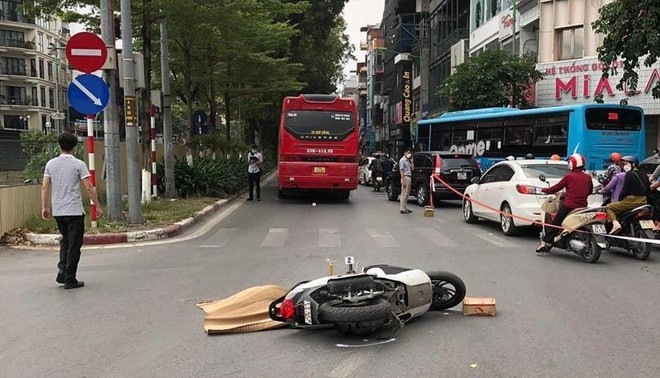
[
  {"x1": 86, "y1": 115, "x2": 98, "y2": 228},
  {"x1": 150, "y1": 104, "x2": 157, "y2": 199}
]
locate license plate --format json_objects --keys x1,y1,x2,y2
[
  {"x1": 457, "y1": 172, "x2": 467, "y2": 180},
  {"x1": 639, "y1": 220, "x2": 655, "y2": 229},
  {"x1": 376, "y1": 177, "x2": 383, "y2": 182},
  {"x1": 313, "y1": 167, "x2": 325, "y2": 174},
  {"x1": 303, "y1": 300, "x2": 312, "y2": 324},
  {"x1": 592, "y1": 224, "x2": 606, "y2": 234}
]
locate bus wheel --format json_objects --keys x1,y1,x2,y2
[{"x1": 278, "y1": 189, "x2": 287, "y2": 199}]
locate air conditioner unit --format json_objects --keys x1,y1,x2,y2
[{"x1": 450, "y1": 39, "x2": 468, "y2": 74}]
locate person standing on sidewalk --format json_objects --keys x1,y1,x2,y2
[
  {"x1": 41, "y1": 132, "x2": 102, "y2": 289},
  {"x1": 399, "y1": 148, "x2": 414, "y2": 214},
  {"x1": 247, "y1": 144, "x2": 263, "y2": 201}
]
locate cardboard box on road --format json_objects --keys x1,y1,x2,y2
[{"x1": 462, "y1": 297, "x2": 496, "y2": 316}]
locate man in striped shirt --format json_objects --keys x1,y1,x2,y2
[{"x1": 41, "y1": 133, "x2": 102, "y2": 289}]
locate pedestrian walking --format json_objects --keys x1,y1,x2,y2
[
  {"x1": 247, "y1": 144, "x2": 263, "y2": 201},
  {"x1": 41, "y1": 132, "x2": 102, "y2": 289},
  {"x1": 399, "y1": 149, "x2": 414, "y2": 214}
]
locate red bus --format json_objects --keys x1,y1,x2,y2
[{"x1": 278, "y1": 94, "x2": 359, "y2": 199}]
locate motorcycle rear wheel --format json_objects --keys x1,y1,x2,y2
[
  {"x1": 318, "y1": 298, "x2": 391, "y2": 324},
  {"x1": 630, "y1": 227, "x2": 652, "y2": 261},
  {"x1": 580, "y1": 234, "x2": 602, "y2": 263},
  {"x1": 427, "y1": 271, "x2": 466, "y2": 310}
]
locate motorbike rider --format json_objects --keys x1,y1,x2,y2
[
  {"x1": 369, "y1": 153, "x2": 384, "y2": 190},
  {"x1": 606, "y1": 155, "x2": 650, "y2": 234},
  {"x1": 602, "y1": 152, "x2": 622, "y2": 186},
  {"x1": 382, "y1": 153, "x2": 395, "y2": 180},
  {"x1": 599, "y1": 169, "x2": 626, "y2": 206},
  {"x1": 536, "y1": 153, "x2": 593, "y2": 253}
]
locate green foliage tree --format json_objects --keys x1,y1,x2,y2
[
  {"x1": 592, "y1": 0, "x2": 660, "y2": 98},
  {"x1": 20, "y1": 131, "x2": 84, "y2": 182},
  {"x1": 439, "y1": 49, "x2": 543, "y2": 110},
  {"x1": 287, "y1": 0, "x2": 354, "y2": 93}
]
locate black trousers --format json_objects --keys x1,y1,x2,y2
[
  {"x1": 248, "y1": 172, "x2": 261, "y2": 199},
  {"x1": 542, "y1": 204, "x2": 574, "y2": 243},
  {"x1": 55, "y1": 215, "x2": 85, "y2": 283}
]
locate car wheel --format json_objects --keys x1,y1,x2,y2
[
  {"x1": 386, "y1": 181, "x2": 398, "y2": 201},
  {"x1": 463, "y1": 197, "x2": 478, "y2": 223},
  {"x1": 500, "y1": 202, "x2": 520, "y2": 236},
  {"x1": 416, "y1": 184, "x2": 429, "y2": 206}
]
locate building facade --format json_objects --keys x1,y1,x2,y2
[
  {"x1": 427, "y1": 0, "x2": 470, "y2": 117},
  {"x1": 535, "y1": 0, "x2": 660, "y2": 153},
  {"x1": 360, "y1": 24, "x2": 384, "y2": 154},
  {"x1": 0, "y1": 1, "x2": 70, "y2": 134}
]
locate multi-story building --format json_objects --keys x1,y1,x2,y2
[
  {"x1": 535, "y1": 0, "x2": 660, "y2": 153},
  {"x1": 381, "y1": 0, "x2": 425, "y2": 157},
  {"x1": 360, "y1": 24, "x2": 385, "y2": 154},
  {"x1": 0, "y1": 1, "x2": 70, "y2": 133},
  {"x1": 469, "y1": 0, "x2": 539, "y2": 57},
  {"x1": 427, "y1": 0, "x2": 470, "y2": 117}
]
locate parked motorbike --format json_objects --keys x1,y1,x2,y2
[
  {"x1": 372, "y1": 171, "x2": 384, "y2": 192},
  {"x1": 604, "y1": 204, "x2": 655, "y2": 260},
  {"x1": 536, "y1": 175, "x2": 608, "y2": 263},
  {"x1": 269, "y1": 257, "x2": 466, "y2": 336}
]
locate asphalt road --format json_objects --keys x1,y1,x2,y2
[{"x1": 1, "y1": 177, "x2": 659, "y2": 377}]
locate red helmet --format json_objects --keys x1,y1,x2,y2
[
  {"x1": 567, "y1": 153, "x2": 586, "y2": 171},
  {"x1": 550, "y1": 154, "x2": 561, "y2": 161},
  {"x1": 610, "y1": 152, "x2": 621, "y2": 163}
]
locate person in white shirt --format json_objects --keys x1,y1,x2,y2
[{"x1": 247, "y1": 144, "x2": 263, "y2": 201}]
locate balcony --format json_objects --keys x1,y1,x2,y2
[{"x1": 0, "y1": 12, "x2": 36, "y2": 29}]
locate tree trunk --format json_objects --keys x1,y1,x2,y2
[
  {"x1": 208, "y1": 77, "x2": 217, "y2": 134},
  {"x1": 224, "y1": 63, "x2": 231, "y2": 141}
]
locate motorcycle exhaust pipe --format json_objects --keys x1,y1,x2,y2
[{"x1": 568, "y1": 239, "x2": 587, "y2": 252}]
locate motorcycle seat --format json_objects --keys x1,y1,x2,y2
[{"x1": 617, "y1": 204, "x2": 653, "y2": 222}]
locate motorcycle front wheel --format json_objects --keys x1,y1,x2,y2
[
  {"x1": 318, "y1": 298, "x2": 391, "y2": 323},
  {"x1": 427, "y1": 271, "x2": 466, "y2": 310}
]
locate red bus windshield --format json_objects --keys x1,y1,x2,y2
[{"x1": 284, "y1": 110, "x2": 355, "y2": 141}]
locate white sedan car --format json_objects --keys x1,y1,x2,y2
[
  {"x1": 462, "y1": 160, "x2": 603, "y2": 236},
  {"x1": 358, "y1": 157, "x2": 375, "y2": 185}
]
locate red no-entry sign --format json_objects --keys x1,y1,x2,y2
[{"x1": 65, "y1": 32, "x2": 107, "y2": 73}]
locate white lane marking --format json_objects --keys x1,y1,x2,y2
[
  {"x1": 260, "y1": 228, "x2": 289, "y2": 247},
  {"x1": 319, "y1": 228, "x2": 341, "y2": 247},
  {"x1": 327, "y1": 350, "x2": 374, "y2": 377},
  {"x1": 366, "y1": 228, "x2": 399, "y2": 247},
  {"x1": 336, "y1": 338, "x2": 396, "y2": 348},
  {"x1": 200, "y1": 228, "x2": 238, "y2": 248},
  {"x1": 472, "y1": 231, "x2": 510, "y2": 247},
  {"x1": 417, "y1": 227, "x2": 457, "y2": 247}
]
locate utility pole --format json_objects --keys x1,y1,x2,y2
[
  {"x1": 121, "y1": 0, "x2": 144, "y2": 224},
  {"x1": 160, "y1": 19, "x2": 176, "y2": 198},
  {"x1": 512, "y1": 0, "x2": 517, "y2": 56},
  {"x1": 101, "y1": 0, "x2": 122, "y2": 221}
]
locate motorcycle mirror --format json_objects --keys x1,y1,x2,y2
[{"x1": 538, "y1": 174, "x2": 547, "y2": 182}]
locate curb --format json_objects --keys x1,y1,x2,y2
[{"x1": 24, "y1": 198, "x2": 229, "y2": 246}]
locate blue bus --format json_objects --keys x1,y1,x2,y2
[{"x1": 416, "y1": 104, "x2": 646, "y2": 172}]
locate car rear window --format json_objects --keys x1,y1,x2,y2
[
  {"x1": 521, "y1": 164, "x2": 569, "y2": 178},
  {"x1": 440, "y1": 156, "x2": 477, "y2": 170}
]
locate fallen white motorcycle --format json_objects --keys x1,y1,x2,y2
[{"x1": 269, "y1": 257, "x2": 466, "y2": 336}]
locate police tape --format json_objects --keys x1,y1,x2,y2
[{"x1": 430, "y1": 173, "x2": 660, "y2": 246}]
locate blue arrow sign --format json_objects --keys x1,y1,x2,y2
[{"x1": 67, "y1": 74, "x2": 109, "y2": 115}]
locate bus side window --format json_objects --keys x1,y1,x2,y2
[{"x1": 505, "y1": 126, "x2": 533, "y2": 145}]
